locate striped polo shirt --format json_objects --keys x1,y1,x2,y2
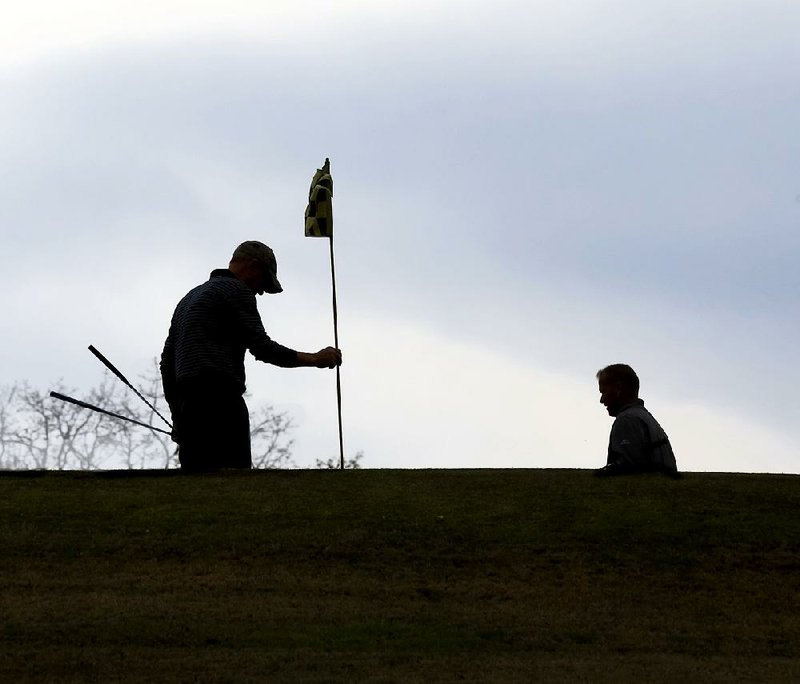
[{"x1": 160, "y1": 269, "x2": 297, "y2": 402}]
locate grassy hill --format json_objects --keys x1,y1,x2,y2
[{"x1": 1, "y1": 469, "x2": 799, "y2": 683}]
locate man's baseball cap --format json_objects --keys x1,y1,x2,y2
[{"x1": 231, "y1": 240, "x2": 283, "y2": 293}]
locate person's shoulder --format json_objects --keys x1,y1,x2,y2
[
  {"x1": 209, "y1": 269, "x2": 240, "y2": 286},
  {"x1": 615, "y1": 405, "x2": 642, "y2": 420},
  {"x1": 208, "y1": 270, "x2": 250, "y2": 296},
  {"x1": 611, "y1": 408, "x2": 649, "y2": 433},
  {"x1": 210, "y1": 268, "x2": 236, "y2": 279},
  {"x1": 616, "y1": 400, "x2": 650, "y2": 419}
]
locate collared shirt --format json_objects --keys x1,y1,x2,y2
[
  {"x1": 608, "y1": 399, "x2": 677, "y2": 472},
  {"x1": 160, "y1": 269, "x2": 297, "y2": 404}
]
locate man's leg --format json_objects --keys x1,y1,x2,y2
[
  {"x1": 176, "y1": 387, "x2": 251, "y2": 471},
  {"x1": 218, "y1": 394, "x2": 252, "y2": 469}
]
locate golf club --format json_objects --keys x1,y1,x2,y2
[
  {"x1": 88, "y1": 345, "x2": 172, "y2": 429},
  {"x1": 49, "y1": 391, "x2": 172, "y2": 435}
]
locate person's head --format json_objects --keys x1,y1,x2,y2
[
  {"x1": 596, "y1": 364, "x2": 639, "y2": 417},
  {"x1": 229, "y1": 241, "x2": 283, "y2": 295}
]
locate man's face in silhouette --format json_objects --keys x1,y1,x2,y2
[
  {"x1": 598, "y1": 376, "x2": 625, "y2": 417},
  {"x1": 234, "y1": 259, "x2": 277, "y2": 296}
]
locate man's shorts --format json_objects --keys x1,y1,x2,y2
[{"x1": 173, "y1": 379, "x2": 251, "y2": 471}]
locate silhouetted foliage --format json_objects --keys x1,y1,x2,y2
[
  {"x1": 0, "y1": 360, "x2": 295, "y2": 470},
  {"x1": 315, "y1": 450, "x2": 364, "y2": 469}
]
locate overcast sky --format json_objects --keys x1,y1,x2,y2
[{"x1": 2, "y1": 1, "x2": 798, "y2": 472}]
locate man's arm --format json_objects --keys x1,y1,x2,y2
[
  {"x1": 268, "y1": 347, "x2": 342, "y2": 368},
  {"x1": 296, "y1": 347, "x2": 342, "y2": 368},
  {"x1": 230, "y1": 288, "x2": 342, "y2": 369}
]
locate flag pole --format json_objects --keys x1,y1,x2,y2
[
  {"x1": 305, "y1": 157, "x2": 343, "y2": 469},
  {"x1": 329, "y1": 233, "x2": 344, "y2": 470}
]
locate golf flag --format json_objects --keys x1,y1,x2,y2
[{"x1": 305, "y1": 158, "x2": 334, "y2": 238}]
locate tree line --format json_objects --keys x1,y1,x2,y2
[{"x1": 0, "y1": 361, "x2": 361, "y2": 470}]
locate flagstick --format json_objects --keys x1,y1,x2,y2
[{"x1": 329, "y1": 233, "x2": 345, "y2": 470}]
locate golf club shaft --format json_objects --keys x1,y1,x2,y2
[
  {"x1": 49, "y1": 391, "x2": 172, "y2": 436},
  {"x1": 88, "y1": 345, "x2": 172, "y2": 428},
  {"x1": 88, "y1": 344, "x2": 131, "y2": 387}
]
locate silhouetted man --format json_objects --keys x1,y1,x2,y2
[
  {"x1": 160, "y1": 240, "x2": 342, "y2": 471},
  {"x1": 595, "y1": 364, "x2": 678, "y2": 477}
]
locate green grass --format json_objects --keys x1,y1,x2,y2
[{"x1": 1, "y1": 469, "x2": 799, "y2": 682}]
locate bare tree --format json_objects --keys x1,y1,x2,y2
[
  {"x1": 315, "y1": 450, "x2": 364, "y2": 469},
  {"x1": 0, "y1": 379, "x2": 134, "y2": 470},
  {"x1": 0, "y1": 359, "x2": 298, "y2": 471},
  {"x1": 250, "y1": 403, "x2": 295, "y2": 469},
  {"x1": 0, "y1": 385, "x2": 23, "y2": 469},
  {"x1": 118, "y1": 359, "x2": 178, "y2": 469}
]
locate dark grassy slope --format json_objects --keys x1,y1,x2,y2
[{"x1": 1, "y1": 469, "x2": 799, "y2": 683}]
